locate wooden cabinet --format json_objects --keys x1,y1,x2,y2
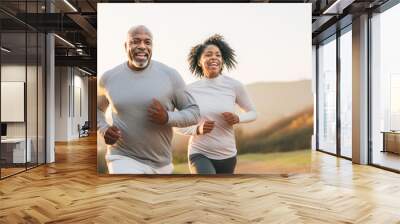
[{"x1": 382, "y1": 132, "x2": 400, "y2": 154}]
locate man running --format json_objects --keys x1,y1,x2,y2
[{"x1": 98, "y1": 25, "x2": 200, "y2": 174}]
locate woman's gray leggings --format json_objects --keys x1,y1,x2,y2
[{"x1": 189, "y1": 153, "x2": 237, "y2": 174}]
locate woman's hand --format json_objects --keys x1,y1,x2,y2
[
  {"x1": 197, "y1": 120, "x2": 215, "y2": 135},
  {"x1": 104, "y1": 126, "x2": 121, "y2": 145},
  {"x1": 222, "y1": 112, "x2": 239, "y2": 126}
]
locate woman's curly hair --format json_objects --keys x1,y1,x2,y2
[{"x1": 188, "y1": 34, "x2": 237, "y2": 78}]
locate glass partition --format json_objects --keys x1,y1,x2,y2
[
  {"x1": 339, "y1": 28, "x2": 352, "y2": 158},
  {"x1": 371, "y1": 3, "x2": 400, "y2": 171},
  {"x1": 1, "y1": 30, "x2": 28, "y2": 177},
  {"x1": 0, "y1": 1, "x2": 46, "y2": 179},
  {"x1": 317, "y1": 36, "x2": 337, "y2": 155}
]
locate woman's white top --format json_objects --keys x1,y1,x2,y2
[{"x1": 177, "y1": 74, "x2": 257, "y2": 160}]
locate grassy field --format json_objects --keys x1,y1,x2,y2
[{"x1": 173, "y1": 149, "x2": 311, "y2": 174}]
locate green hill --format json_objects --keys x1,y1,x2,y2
[{"x1": 236, "y1": 107, "x2": 313, "y2": 154}]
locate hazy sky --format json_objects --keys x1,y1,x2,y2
[{"x1": 98, "y1": 3, "x2": 311, "y2": 85}]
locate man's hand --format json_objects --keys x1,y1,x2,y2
[
  {"x1": 197, "y1": 120, "x2": 215, "y2": 135},
  {"x1": 148, "y1": 98, "x2": 168, "y2": 125},
  {"x1": 222, "y1": 112, "x2": 239, "y2": 126},
  {"x1": 104, "y1": 126, "x2": 121, "y2": 145}
]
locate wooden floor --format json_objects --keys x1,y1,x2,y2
[
  {"x1": 1, "y1": 135, "x2": 400, "y2": 223},
  {"x1": 372, "y1": 150, "x2": 400, "y2": 171},
  {"x1": 1, "y1": 167, "x2": 26, "y2": 178}
]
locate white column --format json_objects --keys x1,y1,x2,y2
[
  {"x1": 352, "y1": 14, "x2": 369, "y2": 164},
  {"x1": 45, "y1": 0, "x2": 56, "y2": 163},
  {"x1": 46, "y1": 33, "x2": 55, "y2": 163}
]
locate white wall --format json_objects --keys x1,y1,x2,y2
[
  {"x1": 71, "y1": 72, "x2": 89, "y2": 139},
  {"x1": 54, "y1": 67, "x2": 89, "y2": 141},
  {"x1": 1, "y1": 65, "x2": 39, "y2": 138},
  {"x1": 1, "y1": 65, "x2": 26, "y2": 138},
  {"x1": 55, "y1": 67, "x2": 69, "y2": 141},
  {"x1": 1, "y1": 64, "x2": 46, "y2": 163}
]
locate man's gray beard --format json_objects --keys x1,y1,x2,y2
[{"x1": 132, "y1": 59, "x2": 149, "y2": 69}]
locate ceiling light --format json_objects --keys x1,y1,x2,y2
[
  {"x1": 78, "y1": 67, "x2": 93, "y2": 76},
  {"x1": 322, "y1": 0, "x2": 354, "y2": 15},
  {"x1": 63, "y1": 0, "x2": 78, "y2": 12},
  {"x1": 1, "y1": 47, "x2": 11, "y2": 53},
  {"x1": 54, "y1": 34, "x2": 75, "y2": 48}
]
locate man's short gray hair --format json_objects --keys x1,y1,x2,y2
[{"x1": 127, "y1": 25, "x2": 153, "y2": 39}]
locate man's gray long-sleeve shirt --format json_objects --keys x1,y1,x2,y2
[{"x1": 98, "y1": 60, "x2": 200, "y2": 168}]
